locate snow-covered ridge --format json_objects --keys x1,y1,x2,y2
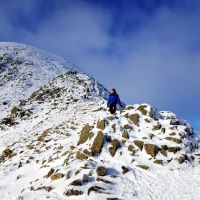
[
  {"x1": 0, "y1": 42, "x2": 82, "y2": 119},
  {"x1": 0, "y1": 42, "x2": 200, "y2": 200}
]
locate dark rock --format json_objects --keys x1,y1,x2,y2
[
  {"x1": 154, "y1": 160, "x2": 163, "y2": 165},
  {"x1": 45, "y1": 168, "x2": 55, "y2": 178},
  {"x1": 70, "y1": 179, "x2": 82, "y2": 186},
  {"x1": 76, "y1": 151, "x2": 88, "y2": 160},
  {"x1": 124, "y1": 124, "x2": 132, "y2": 130},
  {"x1": 168, "y1": 147, "x2": 181, "y2": 154},
  {"x1": 136, "y1": 165, "x2": 149, "y2": 170},
  {"x1": 137, "y1": 105, "x2": 148, "y2": 115},
  {"x1": 88, "y1": 186, "x2": 105, "y2": 195},
  {"x1": 64, "y1": 189, "x2": 83, "y2": 196},
  {"x1": 122, "y1": 166, "x2": 129, "y2": 174},
  {"x1": 122, "y1": 131, "x2": 129, "y2": 139},
  {"x1": 82, "y1": 174, "x2": 89, "y2": 183},
  {"x1": 152, "y1": 123, "x2": 162, "y2": 131},
  {"x1": 96, "y1": 166, "x2": 107, "y2": 176}
]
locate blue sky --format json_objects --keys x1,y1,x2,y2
[{"x1": 0, "y1": 0, "x2": 200, "y2": 133}]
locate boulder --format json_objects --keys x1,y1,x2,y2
[
  {"x1": 76, "y1": 151, "x2": 88, "y2": 160},
  {"x1": 144, "y1": 144, "x2": 158, "y2": 157},
  {"x1": 168, "y1": 147, "x2": 181, "y2": 154},
  {"x1": 78, "y1": 124, "x2": 94, "y2": 145},
  {"x1": 109, "y1": 139, "x2": 120, "y2": 157},
  {"x1": 70, "y1": 179, "x2": 82, "y2": 186},
  {"x1": 91, "y1": 131, "x2": 105, "y2": 156},
  {"x1": 134, "y1": 140, "x2": 144, "y2": 151},
  {"x1": 64, "y1": 189, "x2": 83, "y2": 196},
  {"x1": 51, "y1": 173, "x2": 65, "y2": 180},
  {"x1": 136, "y1": 165, "x2": 149, "y2": 170},
  {"x1": 154, "y1": 160, "x2": 163, "y2": 165},
  {"x1": 152, "y1": 123, "x2": 162, "y2": 131},
  {"x1": 122, "y1": 131, "x2": 129, "y2": 139},
  {"x1": 96, "y1": 166, "x2": 107, "y2": 176},
  {"x1": 97, "y1": 119, "x2": 105, "y2": 130},
  {"x1": 124, "y1": 124, "x2": 132, "y2": 130},
  {"x1": 137, "y1": 105, "x2": 148, "y2": 115},
  {"x1": 128, "y1": 114, "x2": 140, "y2": 126},
  {"x1": 177, "y1": 154, "x2": 189, "y2": 164}
]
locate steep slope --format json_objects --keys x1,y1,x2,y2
[
  {"x1": 0, "y1": 42, "x2": 79, "y2": 120},
  {"x1": 0, "y1": 43, "x2": 200, "y2": 200}
]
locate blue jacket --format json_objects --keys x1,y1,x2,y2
[{"x1": 108, "y1": 94, "x2": 122, "y2": 107}]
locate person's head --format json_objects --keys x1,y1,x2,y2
[{"x1": 111, "y1": 88, "x2": 117, "y2": 94}]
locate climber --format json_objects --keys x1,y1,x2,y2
[{"x1": 107, "y1": 88, "x2": 122, "y2": 114}]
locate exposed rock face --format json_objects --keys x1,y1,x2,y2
[
  {"x1": 76, "y1": 151, "x2": 88, "y2": 160},
  {"x1": 134, "y1": 140, "x2": 144, "y2": 151},
  {"x1": 152, "y1": 123, "x2": 162, "y2": 131},
  {"x1": 78, "y1": 124, "x2": 94, "y2": 145},
  {"x1": 128, "y1": 114, "x2": 140, "y2": 126},
  {"x1": 91, "y1": 131, "x2": 105, "y2": 156},
  {"x1": 64, "y1": 189, "x2": 83, "y2": 196},
  {"x1": 154, "y1": 160, "x2": 163, "y2": 165},
  {"x1": 177, "y1": 154, "x2": 189, "y2": 164},
  {"x1": 137, "y1": 105, "x2": 148, "y2": 115},
  {"x1": 109, "y1": 139, "x2": 120, "y2": 157},
  {"x1": 122, "y1": 131, "x2": 129, "y2": 139},
  {"x1": 144, "y1": 144, "x2": 158, "y2": 157},
  {"x1": 136, "y1": 165, "x2": 149, "y2": 170},
  {"x1": 97, "y1": 119, "x2": 105, "y2": 130}
]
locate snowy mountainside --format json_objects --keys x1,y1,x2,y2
[
  {"x1": 0, "y1": 43, "x2": 200, "y2": 200},
  {"x1": 0, "y1": 42, "x2": 80, "y2": 120}
]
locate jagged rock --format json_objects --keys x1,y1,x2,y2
[
  {"x1": 128, "y1": 145, "x2": 135, "y2": 154},
  {"x1": 35, "y1": 186, "x2": 53, "y2": 192},
  {"x1": 136, "y1": 165, "x2": 149, "y2": 170},
  {"x1": 51, "y1": 173, "x2": 65, "y2": 180},
  {"x1": 161, "y1": 128, "x2": 166, "y2": 133},
  {"x1": 97, "y1": 119, "x2": 105, "y2": 130},
  {"x1": 76, "y1": 151, "x2": 88, "y2": 160},
  {"x1": 128, "y1": 114, "x2": 140, "y2": 126},
  {"x1": 111, "y1": 123, "x2": 116, "y2": 130},
  {"x1": 154, "y1": 160, "x2": 163, "y2": 165},
  {"x1": 144, "y1": 144, "x2": 158, "y2": 157},
  {"x1": 177, "y1": 154, "x2": 189, "y2": 164},
  {"x1": 165, "y1": 137, "x2": 182, "y2": 144},
  {"x1": 109, "y1": 139, "x2": 120, "y2": 157},
  {"x1": 137, "y1": 105, "x2": 148, "y2": 115},
  {"x1": 134, "y1": 140, "x2": 144, "y2": 151},
  {"x1": 3, "y1": 149, "x2": 13, "y2": 157},
  {"x1": 88, "y1": 186, "x2": 105, "y2": 195},
  {"x1": 45, "y1": 168, "x2": 54, "y2": 178},
  {"x1": 122, "y1": 166, "x2": 129, "y2": 174},
  {"x1": 64, "y1": 189, "x2": 83, "y2": 196},
  {"x1": 96, "y1": 177, "x2": 112, "y2": 184},
  {"x1": 96, "y1": 166, "x2": 107, "y2": 176},
  {"x1": 82, "y1": 174, "x2": 89, "y2": 183},
  {"x1": 91, "y1": 131, "x2": 104, "y2": 156},
  {"x1": 168, "y1": 147, "x2": 181, "y2": 154},
  {"x1": 169, "y1": 132, "x2": 176, "y2": 136},
  {"x1": 78, "y1": 124, "x2": 94, "y2": 145},
  {"x1": 124, "y1": 124, "x2": 132, "y2": 130},
  {"x1": 160, "y1": 145, "x2": 168, "y2": 157},
  {"x1": 70, "y1": 179, "x2": 82, "y2": 186},
  {"x1": 122, "y1": 131, "x2": 129, "y2": 139},
  {"x1": 144, "y1": 118, "x2": 151, "y2": 123},
  {"x1": 83, "y1": 149, "x2": 92, "y2": 157},
  {"x1": 152, "y1": 123, "x2": 162, "y2": 131}
]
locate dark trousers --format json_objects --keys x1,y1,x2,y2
[{"x1": 109, "y1": 103, "x2": 117, "y2": 114}]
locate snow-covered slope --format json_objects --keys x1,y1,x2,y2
[
  {"x1": 0, "y1": 42, "x2": 80, "y2": 120},
  {"x1": 0, "y1": 43, "x2": 200, "y2": 200}
]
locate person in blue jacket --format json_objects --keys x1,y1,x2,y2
[{"x1": 107, "y1": 88, "x2": 122, "y2": 114}]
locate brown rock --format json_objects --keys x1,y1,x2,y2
[
  {"x1": 122, "y1": 166, "x2": 129, "y2": 174},
  {"x1": 152, "y1": 124, "x2": 162, "y2": 131},
  {"x1": 64, "y1": 189, "x2": 83, "y2": 196},
  {"x1": 91, "y1": 131, "x2": 105, "y2": 156},
  {"x1": 137, "y1": 105, "x2": 148, "y2": 115},
  {"x1": 165, "y1": 137, "x2": 182, "y2": 144},
  {"x1": 122, "y1": 131, "x2": 129, "y2": 139},
  {"x1": 76, "y1": 151, "x2": 88, "y2": 160},
  {"x1": 97, "y1": 119, "x2": 105, "y2": 130},
  {"x1": 136, "y1": 165, "x2": 149, "y2": 170},
  {"x1": 144, "y1": 144, "x2": 158, "y2": 157},
  {"x1": 128, "y1": 114, "x2": 140, "y2": 126},
  {"x1": 96, "y1": 166, "x2": 107, "y2": 176},
  {"x1": 154, "y1": 160, "x2": 163, "y2": 165},
  {"x1": 109, "y1": 139, "x2": 120, "y2": 157},
  {"x1": 134, "y1": 140, "x2": 144, "y2": 151},
  {"x1": 168, "y1": 147, "x2": 181, "y2": 154},
  {"x1": 78, "y1": 124, "x2": 94, "y2": 145}
]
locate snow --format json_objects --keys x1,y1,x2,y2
[{"x1": 0, "y1": 43, "x2": 200, "y2": 200}]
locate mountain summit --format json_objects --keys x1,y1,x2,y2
[{"x1": 0, "y1": 43, "x2": 200, "y2": 200}]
